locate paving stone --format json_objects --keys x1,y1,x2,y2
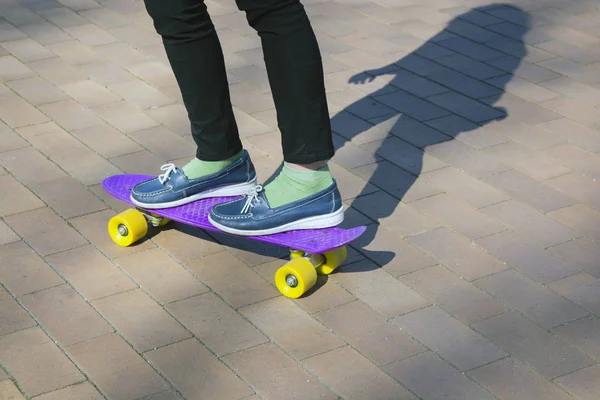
[
  {"x1": 374, "y1": 90, "x2": 451, "y2": 121},
  {"x1": 482, "y1": 118, "x2": 564, "y2": 151},
  {"x1": 110, "y1": 150, "x2": 166, "y2": 175},
  {"x1": 408, "y1": 227, "x2": 508, "y2": 281},
  {"x1": 411, "y1": 193, "x2": 506, "y2": 239},
  {"x1": 481, "y1": 200, "x2": 578, "y2": 248},
  {"x1": 333, "y1": 259, "x2": 431, "y2": 318},
  {"x1": 145, "y1": 339, "x2": 253, "y2": 400},
  {"x1": 485, "y1": 142, "x2": 572, "y2": 181},
  {"x1": 0, "y1": 219, "x2": 19, "y2": 246},
  {"x1": 93, "y1": 289, "x2": 191, "y2": 352},
  {"x1": 0, "y1": 327, "x2": 84, "y2": 397},
  {"x1": 26, "y1": 57, "x2": 88, "y2": 85},
  {"x1": 483, "y1": 169, "x2": 576, "y2": 212},
  {"x1": 437, "y1": 36, "x2": 504, "y2": 61},
  {"x1": 480, "y1": 93, "x2": 561, "y2": 125},
  {"x1": 400, "y1": 265, "x2": 505, "y2": 325},
  {"x1": 469, "y1": 357, "x2": 575, "y2": 400},
  {"x1": 548, "y1": 273, "x2": 600, "y2": 316},
  {"x1": 167, "y1": 292, "x2": 267, "y2": 356},
  {"x1": 538, "y1": 118, "x2": 600, "y2": 153},
  {"x1": 78, "y1": 61, "x2": 135, "y2": 85},
  {"x1": 536, "y1": 40, "x2": 600, "y2": 65},
  {"x1": 0, "y1": 175, "x2": 44, "y2": 217},
  {"x1": 472, "y1": 311, "x2": 593, "y2": 379},
  {"x1": 392, "y1": 306, "x2": 507, "y2": 371},
  {"x1": 70, "y1": 123, "x2": 142, "y2": 158},
  {"x1": 553, "y1": 317, "x2": 600, "y2": 362},
  {"x1": 79, "y1": 6, "x2": 130, "y2": 28},
  {"x1": 0, "y1": 20, "x2": 27, "y2": 42},
  {"x1": 421, "y1": 166, "x2": 510, "y2": 208},
  {"x1": 0, "y1": 92, "x2": 49, "y2": 128},
  {"x1": 538, "y1": 56, "x2": 600, "y2": 85},
  {"x1": 92, "y1": 101, "x2": 160, "y2": 133},
  {"x1": 548, "y1": 237, "x2": 600, "y2": 279},
  {"x1": 303, "y1": 346, "x2": 414, "y2": 400},
  {"x1": 540, "y1": 77, "x2": 600, "y2": 106},
  {"x1": 33, "y1": 382, "x2": 104, "y2": 400},
  {"x1": 18, "y1": 21, "x2": 72, "y2": 45},
  {"x1": 548, "y1": 204, "x2": 600, "y2": 241},
  {"x1": 150, "y1": 222, "x2": 223, "y2": 263},
  {"x1": 67, "y1": 333, "x2": 168, "y2": 400},
  {"x1": 5, "y1": 207, "x2": 88, "y2": 256},
  {"x1": 46, "y1": 245, "x2": 136, "y2": 300},
  {"x1": 476, "y1": 269, "x2": 588, "y2": 328},
  {"x1": 39, "y1": 100, "x2": 104, "y2": 131},
  {"x1": 556, "y1": 364, "x2": 600, "y2": 400},
  {"x1": 545, "y1": 172, "x2": 600, "y2": 211},
  {"x1": 20, "y1": 284, "x2": 112, "y2": 346},
  {"x1": 544, "y1": 144, "x2": 600, "y2": 179},
  {"x1": 391, "y1": 352, "x2": 499, "y2": 400},
  {"x1": 315, "y1": 300, "x2": 425, "y2": 366},
  {"x1": 0, "y1": 286, "x2": 36, "y2": 336},
  {"x1": 108, "y1": 80, "x2": 174, "y2": 110},
  {"x1": 38, "y1": 7, "x2": 89, "y2": 27},
  {"x1": 0, "y1": 381, "x2": 25, "y2": 400},
  {"x1": 7, "y1": 76, "x2": 69, "y2": 105},
  {"x1": 128, "y1": 126, "x2": 194, "y2": 161},
  {"x1": 142, "y1": 104, "x2": 189, "y2": 137},
  {"x1": 137, "y1": 389, "x2": 184, "y2": 400},
  {"x1": 185, "y1": 251, "x2": 278, "y2": 308},
  {"x1": 1, "y1": 38, "x2": 55, "y2": 62},
  {"x1": 0, "y1": 56, "x2": 35, "y2": 81},
  {"x1": 46, "y1": 40, "x2": 104, "y2": 65},
  {"x1": 426, "y1": 115, "x2": 507, "y2": 149},
  {"x1": 476, "y1": 230, "x2": 578, "y2": 284},
  {"x1": 240, "y1": 296, "x2": 344, "y2": 360},
  {"x1": 0, "y1": 122, "x2": 28, "y2": 153},
  {"x1": 427, "y1": 140, "x2": 511, "y2": 178},
  {"x1": 540, "y1": 97, "x2": 600, "y2": 129},
  {"x1": 223, "y1": 343, "x2": 337, "y2": 400},
  {"x1": 114, "y1": 246, "x2": 208, "y2": 303},
  {"x1": 350, "y1": 224, "x2": 437, "y2": 277},
  {"x1": 0, "y1": 241, "x2": 64, "y2": 296}
]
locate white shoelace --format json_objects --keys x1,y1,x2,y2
[
  {"x1": 158, "y1": 163, "x2": 177, "y2": 184},
  {"x1": 241, "y1": 185, "x2": 263, "y2": 214}
]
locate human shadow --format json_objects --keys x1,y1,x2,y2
[{"x1": 332, "y1": 4, "x2": 530, "y2": 269}]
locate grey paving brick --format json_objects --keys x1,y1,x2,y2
[
  {"x1": 362, "y1": 136, "x2": 447, "y2": 175},
  {"x1": 553, "y1": 317, "x2": 600, "y2": 362},
  {"x1": 547, "y1": 171, "x2": 600, "y2": 210},
  {"x1": 384, "y1": 351, "x2": 498, "y2": 400},
  {"x1": 437, "y1": 36, "x2": 504, "y2": 61},
  {"x1": 400, "y1": 265, "x2": 505, "y2": 325},
  {"x1": 487, "y1": 56, "x2": 562, "y2": 83},
  {"x1": 487, "y1": 75, "x2": 560, "y2": 103},
  {"x1": 482, "y1": 169, "x2": 576, "y2": 212},
  {"x1": 548, "y1": 204, "x2": 600, "y2": 242},
  {"x1": 485, "y1": 37, "x2": 556, "y2": 63},
  {"x1": 536, "y1": 40, "x2": 600, "y2": 65},
  {"x1": 374, "y1": 90, "x2": 451, "y2": 121},
  {"x1": 543, "y1": 144, "x2": 600, "y2": 179},
  {"x1": 426, "y1": 115, "x2": 507, "y2": 149},
  {"x1": 549, "y1": 237, "x2": 600, "y2": 279},
  {"x1": 427, "y1": 91, "x2": 505, "y2": 123},
  {"x1": 538, "y1": 57, "x2": 600, "y2": 85},
  {"x1": 472, "y1": 311, "x2": 594, "y2": 379},
  {"x1": 435, "y1": 53, "x2": 505, "y2": 80},
  {"x1": 408, "y1": 227, "x2": 508, "y2": 281},
  {"x1": 537, "y1": 118, "x2": 600, "y2": 153},
  {"x1": 481, "y1": 200, "x2": 578, "y2": 248},
  {"x1": 476, "y1": 269, "x2": 588, "y2": 328},
  {"x1": 485, "y1": 141, "x2": 571, "y2": 181},
  {"x1": 539, "y1": 97, "x2": 600, "y2": 129},
  {"x1": 469, "y1": 357, "x2": 575, "y2": 400},
  {"x1": 393, "y1": 53, "x2": 449, "y2": 77},
  {"x1": 480, "y1": 93, "x2": 561, "y2": 125},
  {"x1": 426, "y1": 140, "x2": 511, "y2": 177},
  {"x1": 556, "y1": 365, "x2": 600, "y2": 400}
]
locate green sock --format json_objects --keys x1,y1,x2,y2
[
  {"x1": 264, "y1": 162, "x2": 334, "y2": 208},
  {"x1": 181, "y1": 150, "x2": 244, "y2": 179}
]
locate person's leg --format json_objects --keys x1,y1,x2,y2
[
  {"x1": 131, "y1": 0, "x2": 256, "y2": 209},
  {"x1": 237, "y1": 0, "x2": 336, "y2": 208},
  {"x1": 144, "y1": 0, "x2": 243, "y2": 172},
  {"x1": 209, "y1": 0, "x2": 343, "y2": 235}
]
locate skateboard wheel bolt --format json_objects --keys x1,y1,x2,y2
[
  {"x1": 118, "y1": 224, "x2": 129, "y2": 236},
  {"x1": 286, "y1": 274, "x2": 298, "y2": 288}
]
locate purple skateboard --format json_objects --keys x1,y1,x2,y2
[{"x1": 102, "y1": 174, "x2": 366, "y2": 255}]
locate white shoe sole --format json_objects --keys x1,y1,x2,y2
[
  {"x1": 208, "y1": 206, "x2": 344, "y2": 236},
  {"x1": 130, "y1": 177, "x2": 258, "y2": 209}
]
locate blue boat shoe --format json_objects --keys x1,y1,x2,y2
[
  {"x1": 130, "y1": 150, "x2": 257, "y2": 209},
  {"x1": 208, "y1": 181, "x2": 344, "y2": 236}
]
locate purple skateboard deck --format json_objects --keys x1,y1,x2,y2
[{"x1": 102, "y1": 174, "x2": 366, "y2": 254}]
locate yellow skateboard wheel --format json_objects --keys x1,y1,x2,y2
[
  {"x1": 108, "y1": 208, "x2": 148, "y2": 247},
  {"x1": 316, "y1": 246, "x2": 347, "y2": 275},
  {"x1": 274, "y1": 258, "x2": 317, "y2": 299}
]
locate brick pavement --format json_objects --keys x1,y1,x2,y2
[{"x1": 1, "y1": 0, "x2": 600, "y2": 398}]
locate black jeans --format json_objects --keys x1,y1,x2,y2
[{"x1": 143, "y1": 0, "x2": 334, "y2": 164}]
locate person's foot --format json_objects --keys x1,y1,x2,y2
[
  {"x1": 130, "y1": 150, "x2": 257, "y2": 209},
  {"x1": 208, "y1": 163, "x2": 344, "y2": 235}
]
